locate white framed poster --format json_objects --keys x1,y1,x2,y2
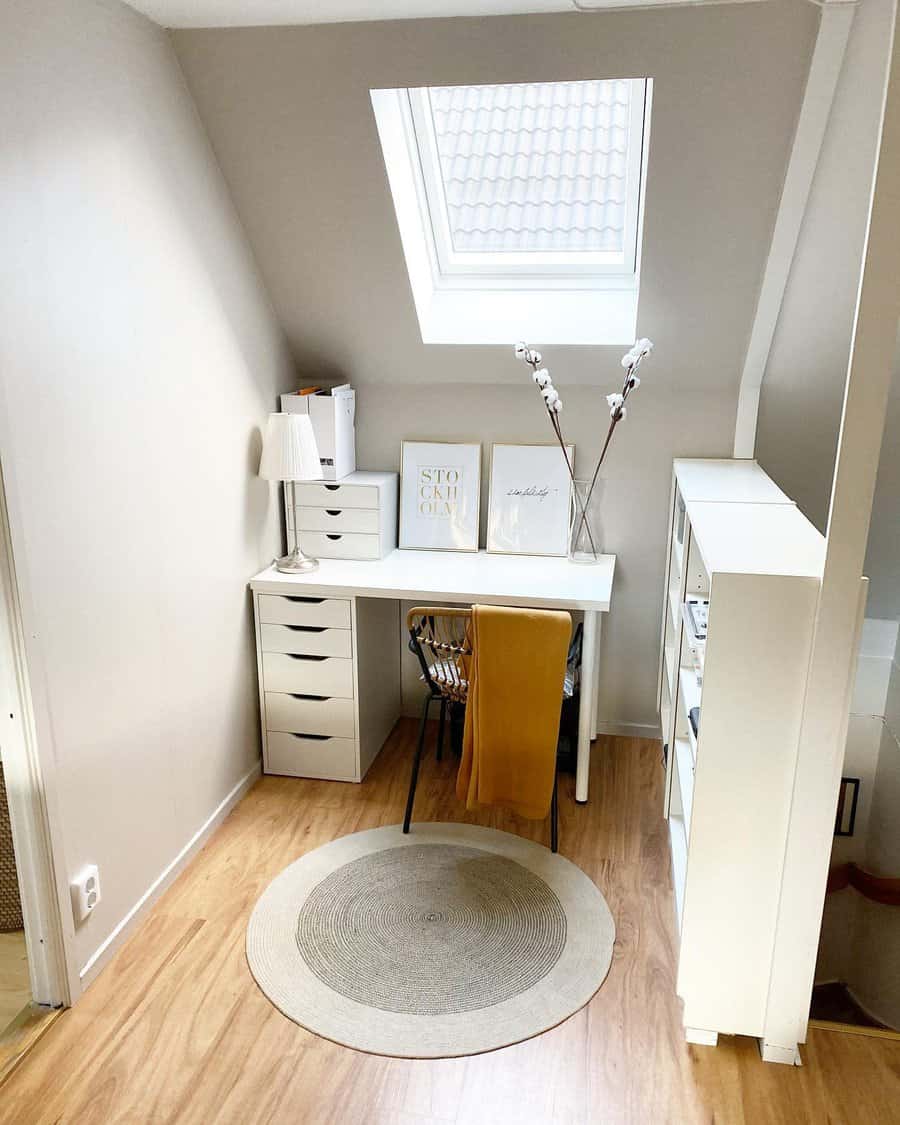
[
  {"x1": 487, "y1": 443, "x2": 574, "y2": 557},
  {"x1": 399, "y1": 441, "x2": 481, "y2": 552}
]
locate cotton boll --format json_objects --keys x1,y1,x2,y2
[
  {"x1": 606, "y1": 392, "x2": 625, "y2": 411},
  {"x1": 529, "y1": 350, "x2": 542, "y2": 366},
  {"x1": 515, "y1": 341, "x2": 528, "y2": 358},
  {"x1": 629, "y1": 375, "x2": 641, "y2": 390},
  {"x1": 620, "y1": 352, "x2": 636, "y2": 369},
  {"x1": 551, "y1": 398, "x2": 563, "y2": 413},
  {"x1": 542, "y1": 387, "x2": 560, "y2": 406},
  {"x1": 533, "y1": 368, "x2": 552, "y2": 388}
]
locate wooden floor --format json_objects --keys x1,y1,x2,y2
[
  {"x1": 0, "y1": 930, "x2": 30, "y2": 1034},
  {"x1": 3, "y1": 722, "x2": 899, "y2": 1124}
]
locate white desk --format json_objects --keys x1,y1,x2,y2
[{"x1": 250, "y1": 549, "x2": 615, "y2": 801}]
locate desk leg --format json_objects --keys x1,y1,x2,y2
[
  {"x1": 591, "y1": 612, "x2": 602, "y2": 740},
  {"x1": 576, "y1": 610, "x2": 598, "y2": 803}
]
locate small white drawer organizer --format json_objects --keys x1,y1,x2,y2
[
  {"x1": 253, "y1": 589, "x2": 401, "y2": 782},
  {"x1": 286, "y1": 470, "x2": 398, "y2": 560}
]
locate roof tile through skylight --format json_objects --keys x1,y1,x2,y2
[{"x1": 428, "y1": 80, "x2": 632, "y2": 254}]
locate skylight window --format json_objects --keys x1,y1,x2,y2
[{"x1": 371, "y1": 78, "x2": 651, "y2": 345}]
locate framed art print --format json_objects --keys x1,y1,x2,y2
[
  {"x1": 399, "y1": 441, "x2": 481, "y2": 552},
  {"x1": 487, "y1": 443, "x2": 574, "y2": 557}
]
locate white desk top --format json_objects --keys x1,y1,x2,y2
[{"x1": 250, "y1": 549, "x2": 615, "y2": 611}]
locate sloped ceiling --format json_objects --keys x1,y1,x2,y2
[{"x1": 171, "y1": 5, "x2": 817, "y2": 388}]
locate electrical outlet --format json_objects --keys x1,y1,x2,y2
[{"x1": 71, "y1": 864, "x2": 101, "y2": 924}]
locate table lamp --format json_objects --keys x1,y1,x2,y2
[{"x1": 259, "y1": 412, "x2": 324, "y2": 573}]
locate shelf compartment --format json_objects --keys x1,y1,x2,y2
[
  {"x1": 669, "y1": 587, "x2": 681, "y2": 631},
  {"x1": 669, "y1": 757, "x2": 688, "y2": 934},
  {"x1": 673, "y1": 533, "x2": 684, "y2": 579},
  {"x1": 678, "y1": 668, "x2": 701, "y2": 763},
  {"x1": 674, "y1": 737, "x2": 694, "y2": 838}
]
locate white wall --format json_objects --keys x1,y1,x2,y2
[
  {"x1": 0, "y1": 0, "x2": 295, "y2": 986},
  {"x1": 173, "y1": 2, "x2": 817, "y2": 730},
  {"x1": 355, "y1": 383, "x2": 737, "y2": 726}
]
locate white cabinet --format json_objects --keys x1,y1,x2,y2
[
  {"x1": 253, "y1": 590, "x2": 400, "y2": 781},
  {"x1": 657, "y1": 459, "x2": 829, "y2": 1046}
]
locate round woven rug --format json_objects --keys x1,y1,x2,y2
[{"x1": 246, "y1": 823, "x2": 615, "y2": 1057}]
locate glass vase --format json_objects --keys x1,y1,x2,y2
[{"x1": 569, "y1": 479, "x2": 603, "y2": 564}]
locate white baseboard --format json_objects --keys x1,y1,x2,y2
[{"x1": 77, "y1": 762, "x2": 261, "y2": 989}]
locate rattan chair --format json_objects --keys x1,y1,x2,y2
[{"x1": 403, "y1": 606, "x2": 559, "y2": 852}]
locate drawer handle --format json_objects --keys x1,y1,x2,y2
[
  {"x1": 289, "y1": 693, "x2": 329, "y2": 701},
  {"x1": 286, "y1": 654, "x2": 327, "y2": 662},
  {"x1": 326, "y1": 534, "x2": 342, "y2": 541},
  {"x1": 290, "y1": 733, "x2": 332, "y2": 742},
  {"x1": 284, "y1": 596, "x2": 325, "y2": 604},
  {"x1": 324, "y1": 484, "x2": 340, "y2": 491},
  {"x1": 325, "y1": 509, "x2": 342, "y2": 516},
  {"x1": 284, "y1": 625, "x2": 325, "y2": 633}
]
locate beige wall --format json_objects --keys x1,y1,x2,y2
[
  {"x1": 0, "y1": 0, "x2": 294, "y2": 981},
  {"x1": 173, "y1": 2, "x2": 817, "y2": 729},
  {"x1": 756, "y1": 0, "x2": 899, "y2": 619}
]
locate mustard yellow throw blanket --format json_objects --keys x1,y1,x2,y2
[{"x1": 456, "y1": 604, "x2": 572, "y2": 820}]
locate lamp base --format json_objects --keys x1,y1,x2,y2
[{"x1": 274, "y1": 548, "x2": 319, "y2": 574}]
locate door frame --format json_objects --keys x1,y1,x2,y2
[{"x1": 0, "y1": 453, "x2": 74, "y2": 1008}]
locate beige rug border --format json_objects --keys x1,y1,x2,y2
[{"x1": 246, "y1": 823, "x2": 615, "y2": 1059}]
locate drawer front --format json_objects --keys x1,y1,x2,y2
[
  {"x1": 265, "y1": 692, "x2": 355, "y2": 739},
  {"x1": 295, "y1": 482, "x2": 379, "y2": 510},
  {"x1": 262, "y1": 652, "x2": 354, "y2": 698},
  {"x1": 294, "y1": 506, "x2": 379, "y2": 534},
  {"x1": 302, "y1": 531, "x2": 380, "y2": 561},
  {"x1": 265, "y1": 732, "x2": 357, "y2": 781},
  {"x1": 260, "y1": 623, "x2": 352, "y2": 659},
  {"x1": 257, "y1": 594, "x2": 351, "y2": 629}
]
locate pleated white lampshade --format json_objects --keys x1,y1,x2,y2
[{"x1": 259, "y1": 413, "x2": 323, "y2": 482}]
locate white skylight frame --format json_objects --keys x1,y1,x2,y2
[
  {"x1": 371, "y1": 78, "x2": 652, "y2": 344},
  {"x1": 407, "y1": 81, "x2": 648, "y2": 282}
]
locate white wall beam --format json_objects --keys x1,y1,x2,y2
[
  {"x1": 734, "y1": 0, "x2": 857, "y2": 458},
  {"x1": 762, "y1": 0, "x2": 900, "y2": 1059}
]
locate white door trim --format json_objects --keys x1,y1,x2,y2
[{"x1": 0, "y1": 454, "x2": 74, "y2": 1007}]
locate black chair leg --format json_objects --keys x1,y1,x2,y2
[
  {"x1": 403, "y1": 694, "x2": 432, "y2": 833},
  {"x1": 550, "y1": 772, "x2": 559, "y2": 853},
  {"x1": 436, "y1": 698, "x2": 447, "y2": 762}
]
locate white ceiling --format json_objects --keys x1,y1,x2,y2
[{"x1": 122, "y1": 0, "x2": 754, "y2": 30}]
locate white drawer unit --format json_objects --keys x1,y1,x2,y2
[
  {"x1": 287, "y1": 471, "x2": 398, "y2": 560},
  {"x1": 301, "y1": 531, "x2": 380, "y2": 561},
  {"x1": 265, "y1": 692, "x2": 356, "y2": 739},
  {"x1": 257, "y1": 594, "x2": 351, "y2": 630},
  {"x1": 259, "y1": 623, "x2": 352, "y2": 659},
  {"x1": 262, "y1": 652, "x2": 354, "y2": 697},
  {"x1": 253, "y1": 589, "x2": 401, "y2": 782},
  {"x1": 265, "y1": 732, "x2": 358, "y2": 782},
  {"x1": 296, "y1": 507, "x2": 380, "y2": 534}
]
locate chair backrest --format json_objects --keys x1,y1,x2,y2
[{"x1": 406, "y1": 606, "x2": 472, "y2": 703}]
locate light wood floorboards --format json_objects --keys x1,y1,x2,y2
[{"x1": 2, "y1": 722, "x2": 899, "y2": 1123}]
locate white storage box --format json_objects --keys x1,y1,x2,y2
[
  {"x1": 280, "y1": 385, "x2": 356, "y2": 480},
  {"x1": 286, "y1": 471, "x2": 399, "y2": 560}
]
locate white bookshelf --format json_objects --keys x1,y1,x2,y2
[{"x1": 657, "y1": 459, "x2": 827, "y2": 1049}]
